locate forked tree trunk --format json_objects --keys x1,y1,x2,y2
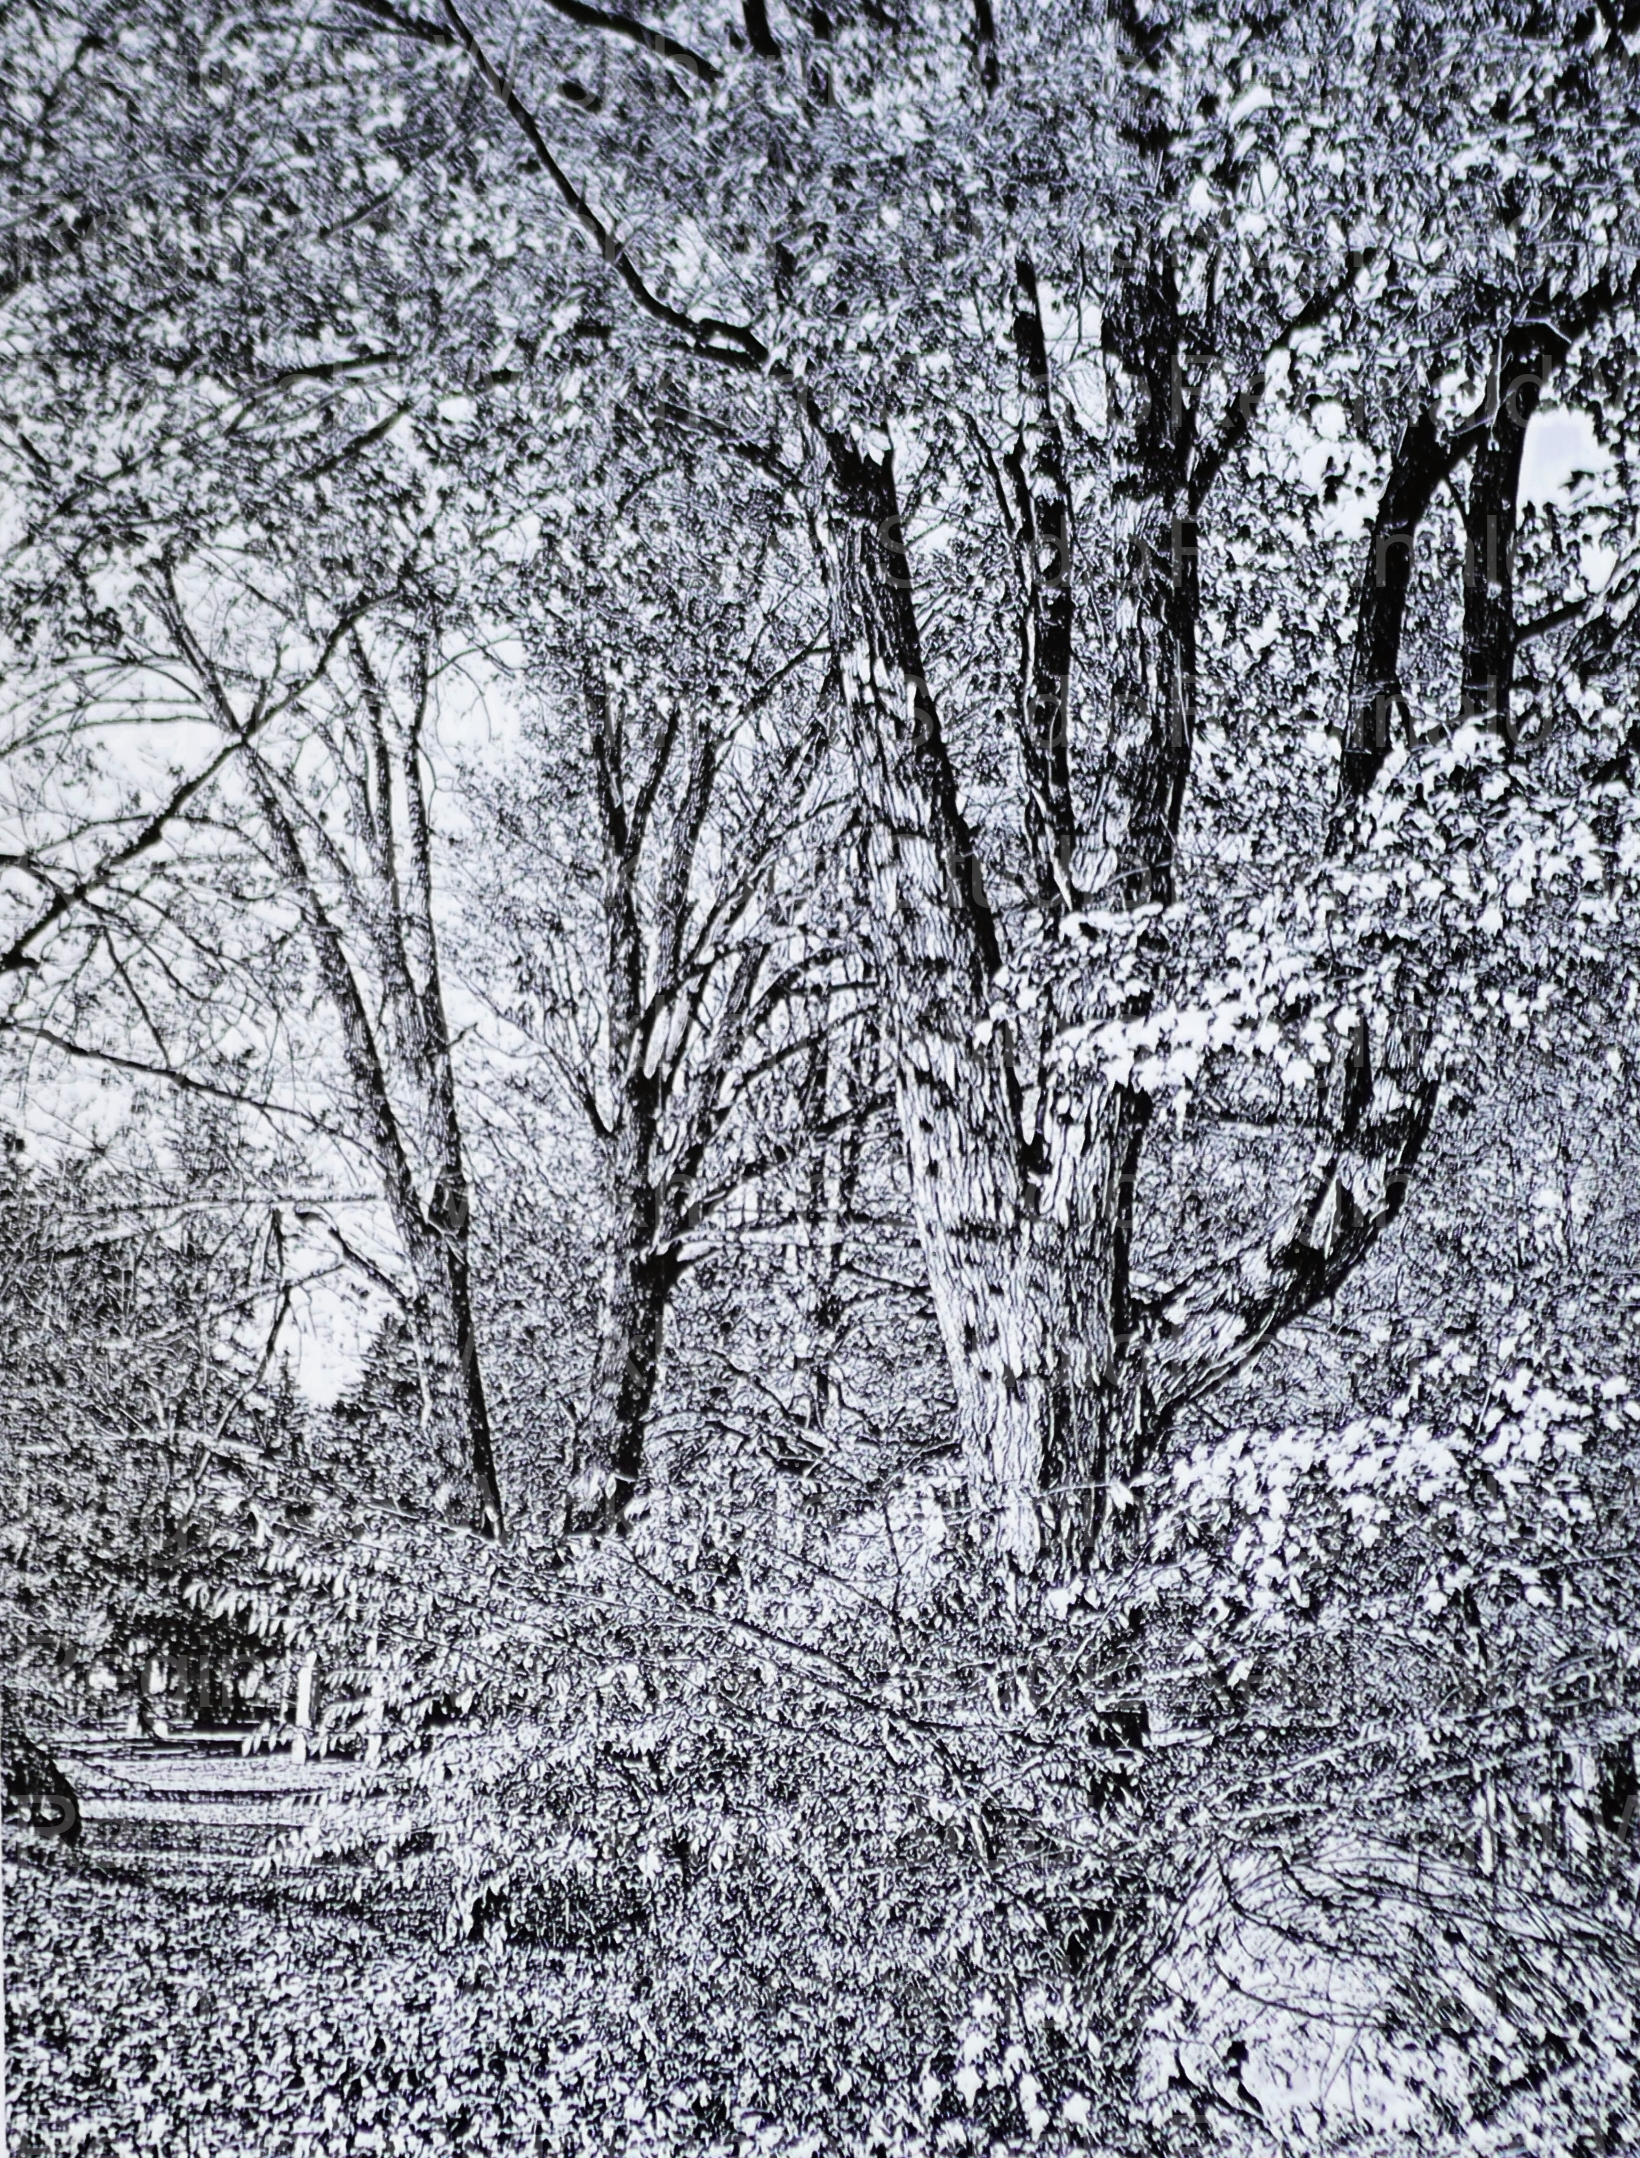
[
  {"x1": 805, "y1": 227, "x2": 1448, "y2": 1570},
  {"x1": 802, "y1": 234, "x2": 1203, "y2": 1569},
  {"x1": 807, "y1": 423, "x2": 1155, "y2": 1566},
  {"x1": 559, "y1": 638, "x2": 831, "y2": 1537}
]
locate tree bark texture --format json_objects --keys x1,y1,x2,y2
[
  {"x1": 808, "y1": 421, "x2": 1155, "y2": 1568},
  {"x1": 1460, "y1": 313, "x2": 1571, "y2": 741},
  {"x1": 807, "y1": 233, "x2": 1459, "y2": 1572}
]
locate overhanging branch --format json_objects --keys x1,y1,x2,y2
[
  {"x1": 340, "y1": 0, "x2": 718, "y2": 81},
  {"x1": 436, "y1": 0, "x2": 765, "y2": 367}
]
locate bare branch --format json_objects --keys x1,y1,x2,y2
[
  {"x1": 3, "y1": 740, "x2": 248, "y2": 982},
  {"x1": 1188, "y1": 254, "x2": 1376, "y2": 515},
  {"x1": 341, "y1": 0, "x2": 719, "y2": 81},
  {"x1": 8, "y1": 1024, "x2": 343, "y2": 1136}
]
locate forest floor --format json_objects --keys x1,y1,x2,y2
[{"x1": 2, "y1": 1733, "x2": 613, "y2": 2158}]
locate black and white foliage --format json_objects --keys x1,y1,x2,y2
[{"x1": 4, "y1": 1, "x2": 1640, "y2": 2153}]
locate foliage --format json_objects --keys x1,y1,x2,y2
[{"x1": 5, "y1": 0, "x2": 1640, "y2": 2149}]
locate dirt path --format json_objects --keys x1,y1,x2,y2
[
  {"x1": 3, "y1": 1732, "x2": 675, "y2": 2157},
  {"x1": 3, "y1": 1734, "x2": 477, "y2": 2158},
  {"x1": 44, "y1": 1730, "x2": 355, "y2": 1887}
]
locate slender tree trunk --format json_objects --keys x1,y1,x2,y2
[
  {"x1": 564, "y1": 681, "x2": 680, "y2": 1535},
  {"x1": 398, "y1": 685, "x2": 507, "y2": 1539},
  {"x1": 789, "y1": 1026, "x2": 862, "y2": 1458},
  {"x1": 1094, "y1": 244, "x2": 1196, "y2": 907},
  {"x1": 1460, "y1": 316, "x2": 1565, "y2": 741},
  {"x1": 167, "y1": 598, "x2": 507, "y2": 1537},
  {"x1": 565, "y1": 1124, "x2": 678, "y2": 1535},
  {"x1": 423, "y1": 1184, "x2": 506, "y2": 1539},
  {"x1": 1339, "y1": 406, "x2": 1456, "y2": 802},
  {"x1": 1007, "y1": 251, "x2": 1079, "y2": 916}
]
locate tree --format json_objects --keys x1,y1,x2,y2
[
  {"x1": 1, "y1": 505, "x2": 510, "y2": 1533},
  {"x1": 148, "y1": 548, "x2": 509, "y2": 1535},
  {"x1": 6, "y1": 4, "x2": 1640, "y2": 2148},
  {"x1": 0, "y1": 1096, "x2": 305, "y2": 1730},
  {"x1": 305, "y1": 0, "x2": 1639, "y2": 1569},
  {"x1": 462, "y1": 432, "x2": 848, "y2": 1531}
]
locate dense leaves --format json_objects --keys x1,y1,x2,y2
[{"x1": 5, "y1": 0, "x2": 1640, "y2": 2150}]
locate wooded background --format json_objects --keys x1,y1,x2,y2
[{"x1": 4, "y1": 1, "x2": 1640, "y2": 2150}]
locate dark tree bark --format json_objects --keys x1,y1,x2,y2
[
  {"x1": 1459, "y1": 306, "x2": 1579, "y2": 741},
  {"x1": 1334, "y1": 275, "x2": 1620, "y2": 810},
  {"x1": 1095, "y1": 243, "x2": 1197, "y2": 910},
  {"x1": 1339, "y1": 406, "x2": 1469, "y2": 803},
  {"x1": 800, "y1": 231, "x2": 1460, "y2": 1567},
  {"x1": 563, "y1": 674, "x2": 676, "y2": 1533},
  {"x1": 1006, "y1": 252, "x2": 1078, "y2": 920}
]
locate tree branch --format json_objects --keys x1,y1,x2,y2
[
  {"x1": 1457, "y1": 273, "x2": 1628, "y2": 741},
  {"x1": 1145, "y1": 1026, "x2": 1437, "y2": 1431},
  {"x1": 1188, "y1": 255, "x2": 1376, "y2": 515},
  {"x1": 436, "y1": 0, "x2": 763, "y2": 365},
  {"x1": 339, "y1": 0, "x2": 719, "y2": 81},
  {"x1": 1007, "y1": 250, "x2": 1078, "y2": 919},
  {"x1": 1334, "y1": 404, "x2": 1483, "y2": 808},
  {"x1": 2, "y1": 740, "x2": 247, "y2": 982},
  {"x1": 7, "y1": 1025, "x2": 342, "y2": 1135}
]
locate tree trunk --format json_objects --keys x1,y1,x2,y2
[
  {"x1": 788, "y1": 1025, "x2": 863, "y2": 1460},
  {"x1": 565, "y1": 1185, "x2": 678, "y2": 1536},
  {"x1": 1339, "y1": 405, "x2": 1458, "y2": 802},
  {"x1": 167, "y1": 600, "x2": 507, "y2": 1539},
  {"x1": 807, "y1": 422, "x2": 1149, "y2": 1567},
  {"x1": 804, "y1": 226, "x2": 1440, "y2": 1572},
  {"x1": 800, "y1": 254, "x2": 1190, "y2": 1567},
  {"x1": 564, "y1": 686, "x2": 680, "y2": 1536},
  {"x1": 1095, "y1": 243, "x2": 1196, "y2": 907},
  {"x1": 1460, "y1": 317, "x2": 1564, "y2": 741},
  {"x1": 423, "y1": 1186, "x2": 506, "y2": 1539},
  {"x1": 1007, "y1": 251, "x2": 1079, "y2": 916}
]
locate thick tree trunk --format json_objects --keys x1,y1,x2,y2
[
  {"x1": 806, "y1": 230, "x2": 1444, "y2": 1572},
  {"x1": 807, "y1": 423, "x2": 1146, "y2": 1566}
]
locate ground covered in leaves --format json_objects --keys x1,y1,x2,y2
[
  {"x1": 3, "y1": 1736, "x2": 1041, "y2": 2158},
  {"x1": 7, "y1": 1832, "x2": 633, "y2": 2158}
]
